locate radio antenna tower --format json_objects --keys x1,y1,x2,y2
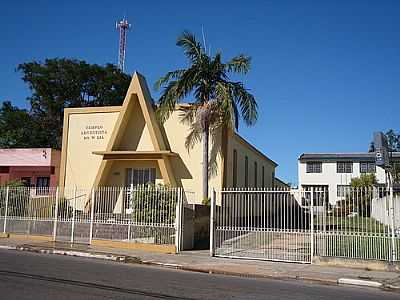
[{"x1": 116, "y1": 17, "x2": 131, "y2": 72}]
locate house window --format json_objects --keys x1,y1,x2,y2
[
  {"x1": 36, "y1": 177, "x2": 50, "y2": 195},
  {"x1": 337, "y1": 185, "x2": 350, "y2": 197},
  {"x1": 262, "y1": 166, "x2": 265, "y2": 188},
  {"x1": 302, "y1": 185, "x2": 328, "y2": 206},
  {"x1": 360, "y1": 162, "x2": 376, "y2": 173},
  {"x1": 126, "y1": 168, "x2": 156, "y2": 186},
  {"x1": 306, "y1": 162, "x2": 322, "y2": 173},
  {"x1": 254, "y1": 161, "x2": 258, "y2": 187},
  {"x1": 245, "y1": 156, "x2": 248, "y2": 187},
  {"x1": 36, "y1": 177, "x2": 50, "y2": 188},
  {"x1": 233, "y1": 149, "x2": 237, "y2": 186},
  {"x1": 0, "y1": 166, "x2": 10, "y2": 173},
  {"x1": 337, "y1": 162, "x2": 353, "y2": 173}
]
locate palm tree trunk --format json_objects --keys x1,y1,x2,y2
[{"x1": 202, "y1": 123, "x2": 209, "y2": 201}]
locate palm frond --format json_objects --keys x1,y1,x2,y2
[
  {"x1": 214, "y1": 82, "x2": 239, "y2": 130},
  {"x1": 184, "y1": 121, "x2": 202, "y2": 150},
  {"x1": 154, "y1": 69, "x2": 185, "y2": 91},
  {"x1": 179, "y1": 105, "x2": 197, "y2": 126},
  {"x1": 156, "y1": 80, "x2": 180, "y2": 123},
  {"x1": 225, "y1": 55, "x2": 251, "y2": 74},
  {"x1": 176, "y1": 31, "x2": 204, "y2": 63},
  {"x1": 230, "y1": 82, "x2": 258, "y2": 126},
  {"x1": 157, "y1": 67, "x2": 199, "y2": 123}
]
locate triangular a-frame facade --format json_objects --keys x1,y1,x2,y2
[{"x1": 92, "y1": 72, "x2": 177, "y2": 187}]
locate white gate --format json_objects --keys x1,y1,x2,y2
[
  {"x1": 210, "y1": 188, "x2": 312, "y2": 263},
  {"x1": 210, "y1": 187, "x2": 400, "y2": 264}
]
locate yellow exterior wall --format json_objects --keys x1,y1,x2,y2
[
  {"x1": 115, "y1": 97, "x2": 153, "y2": 152},
  {"x1": 163, "y1": 111, "x2": 223, "y2": 203},
  {"x1": 225, "y1": 131, "x2": 276, "y2": 188},
  {"x1": 62, "y1": 110, "x2": 119, "y2": 188}
]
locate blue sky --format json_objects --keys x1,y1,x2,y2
[{"x1": 1, "y1": 1, "x2": 399, "y2": 184}]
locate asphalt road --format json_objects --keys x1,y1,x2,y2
[{"x1": 0, "y1": 249, "x2": 398, "y2": 300}]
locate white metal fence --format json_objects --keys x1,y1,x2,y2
[
  {"x1": 0, "y1": 186, "x2": 184, "y2": 250},
  {"x1": 313, "y1": 187, "x2": 399, "y2": 262},
  {"x1": 210, "y1": 186, "x2": 400, "y2": 264}
]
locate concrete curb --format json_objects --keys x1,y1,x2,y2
[
  {"x1": 5, "y1": 244, "x2": 399, "y2": 292},
  {"x1": 0, "y1": 245, "x2": 16, "y2": 250},
  {"x1": 15, "y1": 246, "x2": 128, "y2": 263},
  {"x1": 338, "y1": 278, "x2": 382, "y2": 288}
]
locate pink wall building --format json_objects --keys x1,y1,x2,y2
[{"x1": 0, "y1": 148, "x2": 61, "y2": 187}]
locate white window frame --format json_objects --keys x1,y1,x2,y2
[
  {"x1": 360, "y1": 162, "x2": 376, "y2": 173},
  {"x1": 126, "y1": 168, "x2": 156, "y2": 187},
  {"x1": 306, "y1": 162, "x2": 322, "y2": 173},
  {"x1": 337, "y1": 161, "x2": 353, "y2": 173}
]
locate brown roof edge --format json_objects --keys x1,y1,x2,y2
[
  {"x1": 275, "y1": 177, "x2": 289, "y2": 186},
  {"x1": 232, "y1": 131, "x2": 278, "y2": 167}
]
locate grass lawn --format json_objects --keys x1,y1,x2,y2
[{"x1": 315, "y1": 216, "x2": 390, "y2": 234}]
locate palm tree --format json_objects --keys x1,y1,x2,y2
[{"x1": 155, "y1": 31, "x2": 258, "y2": 201}]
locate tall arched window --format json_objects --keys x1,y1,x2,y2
[
  {"x1": 254, "y1": 161, "x2": 258, "y2": 187},
  {"x1": 233, "y1": 149, "x2": 237, "y2": 186},
  {"x1": 245, "y1": 156, "x2": 248, "y2": 187}
]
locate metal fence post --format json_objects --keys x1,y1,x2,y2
[
  {"x1": 89, "y1": 188, "x2": 95, "y2": 244},
  {"x1": 3, "y1": 187, "x2": 9, "y2": 234},
  {"x1": 52, "y1": 187, "x2": 59, "y2": 241},
  {"x1": 127, "y1": 184, "x2": 133, "y2": 241},
  {"x1": 390, "y1": 183, "x2": 396, "y2": 262},
  {"x1": 210, "y1": 189, "x2": 216, "y2": 257},
  {"x1": 175, "y1": 188, "x2": 183, "y2": 252},
  {"x1": 70, "y1": 186, "x2": 76, "y2": 244},
  {"x1": 310, "y1": 187, "x2": 314, "y2": 263}
]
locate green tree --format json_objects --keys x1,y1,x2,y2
[
  {"x1": 385, "y1": 129, "x2": 400, "y2": 183},
  {"x1": 13, "y1": 58, "x2": 131, "y2": 148},
  {"x1": 385, "y1": 129, "x2": 400, "y2": 152},
  {"x1": 0, "y1": 102, "x2": 40, "y2": 148},
  {"x1": 350, "y1": 173, "x2": 377, "y2": 188},
  {"x1": 346, "y1": 174, "x2": 377, "y2": 217},
  {"x1": 155, "y1": 31, "x2": 258, "y2": 199}
]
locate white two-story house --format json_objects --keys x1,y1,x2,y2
[{"x1": 298, "y1": 152, "x2": 400, "y2": 205}]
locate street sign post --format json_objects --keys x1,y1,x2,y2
[{"x1": 374, "y1": 132, "x2": 391, "y2": 170}]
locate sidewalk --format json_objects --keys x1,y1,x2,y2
[{"x1": 1, "y1": 236, "x2": 399, "y2": 292}]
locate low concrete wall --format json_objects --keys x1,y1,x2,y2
[
  {"x1": 314, "y1": 256, "x2": 400, "y2": 272},
  {"x1": 92, "y1": 239, "x2": 176, "y2": 254}
]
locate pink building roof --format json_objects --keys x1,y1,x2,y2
[{"x1": 0, "y1": 148, "x2": 55, "y2": 167}]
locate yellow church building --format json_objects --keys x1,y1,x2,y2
[{"x1": 59, "y1": 72, "x2": 279, "y2": 204}]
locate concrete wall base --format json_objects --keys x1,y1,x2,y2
[{"x1": 92, "y1": 240, "x2": 176, "y2": 254}]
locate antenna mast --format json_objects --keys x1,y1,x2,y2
[{"x1": 116, "y1": 17, "x2": 131, "y2": 72}]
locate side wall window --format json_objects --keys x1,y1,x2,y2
[
  {"x1": 262, "y1": 166, "x2": 265, "y2": 188},
  {"x1": 254, "y1": 161, "x2": 258, "y2": 187},
  {"x1": 272, "y1": 171, "x2": 275, "y2": 187},
  {"x1": 245, "y1": 156, "x2": 248, "y2": 187},
  {"x1": 233, "y1": 149, "x2": 237, "y2": 186}
]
